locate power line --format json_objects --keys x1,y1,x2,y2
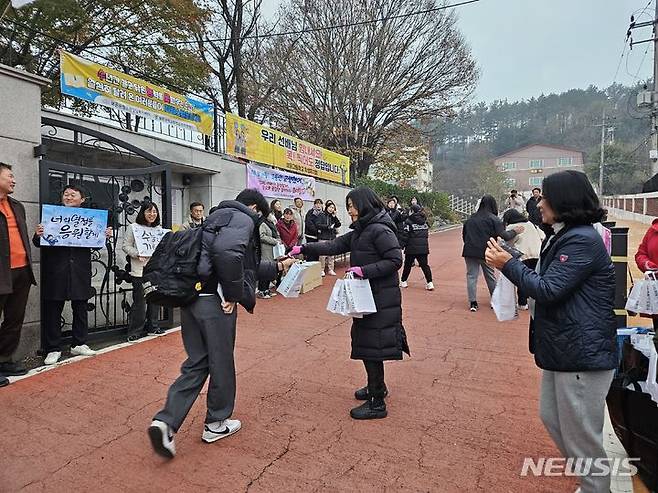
[
  {"x1": 89, "y1": 0, "x2": 481, "y2": 48},
  {"x1": 0, "y1": 16, "x2": 215, "y2": 103}
]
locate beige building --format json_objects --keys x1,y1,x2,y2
[{"x1": 494, "y1": 144, "x2": 585, "y2": 193}]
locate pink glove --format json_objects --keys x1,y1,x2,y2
[
  {"x1": 347, "y1": 266, "x2": 364, "y2": 278},
  {"x1": 290, "y1": 245, "x2": 303, "y2": 256}
]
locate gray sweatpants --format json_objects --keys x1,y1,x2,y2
[
  {"x1": 540, "y1": 369, "x2": 616, "y2": 493},
  {"x1": 154, "y1": 295, "x2": 238, "y2": 432},
  {"x1": 464, "y1": 257, "x2": 496, "y2": 303}
]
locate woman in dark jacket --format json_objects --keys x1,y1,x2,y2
[
  {"x1": 399, "y1": 204, "x2": 433, "y2": 290},
  {"x1": 462, "y1": 195, "x2": 523, "y2": 312},
  {"x1": 486, "y1": 171, "x2": 617, "y2": 493},
  {"x1": 33, "y1": 185, "x2": 111, "y2": 365},
  {"x1": 290, "y1": 187, "x2": 407, "y2": 420}
]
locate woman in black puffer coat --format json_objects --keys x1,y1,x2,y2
[
  {"x1": 399, "y1": 204, "x2": 433, "y2": 290},
  {"x1": 292, "y1": 187, "x2": 408, "y2": 420}
]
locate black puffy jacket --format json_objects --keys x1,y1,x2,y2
[
  {"x1": 303, "y1": 210, "x2": 409, "y2": 361},
  {"x1": 400, "y1": 212, "x2": 429, "y2": 256},
  {"x1": 462, "y1": 211, "x2": 517, "y2": 259},
  {"x1": 316, "y1": 212, "x2": 342, "y2": 241},
  {"x1": 198, "y1": 201, "x2": 277, "y2": 313},
  {"x1": 502, "y1": 225, "x2": 617, "y2": 372},
  {"x1": 304, "y1": 209, "x2": 323, "y2": 241},
  {"x1": 386, "y1": 208, "x2": 405, "y2": 231}
]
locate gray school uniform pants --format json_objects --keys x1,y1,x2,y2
[
  {"x1": 464, "y1": 257, "x2": 496, "y2": 303},
  {"x1": 540, "y1": 369, "x2": 616, "y2": 493},
  {"x1": 154, "y1": 295, "x2": 237, "y2": 432}
]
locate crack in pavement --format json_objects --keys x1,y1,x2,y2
[{"x1": 244, "y1": 430, "x2": 295, "y2": 492}]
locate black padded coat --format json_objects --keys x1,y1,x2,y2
[
  {"x1": 303, "y1": 210, "x2": 409, "y2": 361},
  {"x1": 198, "y1": 201, "x2": 277, "y2": 313},
  {"x1": 399, "y1": 211, "x2": 429, "y2": 256}
]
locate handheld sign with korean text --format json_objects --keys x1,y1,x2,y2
[
  {"x1": 132, "y1": 224, "x2": 170, "y2": 257},
  {"x1": 40, "y1": 205, "x2": 108, "y2": 248}
]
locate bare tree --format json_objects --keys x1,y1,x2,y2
[
  {"x1": 192, "y1": 0, "x2": 273, "y2": 118},
  {"x1": 262, "y1": 0, "x2": 478, "y2": 178}
]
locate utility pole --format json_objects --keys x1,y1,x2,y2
[
  {"x1": 599, "y1": 107, "x2": 606, "y2": 196},
  {"x1": 644, "y1": 0, "x2": 658, "y2": 175},
  {"x1": 628, "y1": 5, "x2": 658, "y2": 175}
]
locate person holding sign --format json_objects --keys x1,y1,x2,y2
[
  {"x1": 290, "y1": 187, "x2": 408, "y2": 420},
  {"x1": 34, "y1": 185, "x2": 112, "y2": 365},
  {"x1": 122, "y1": 202, "x2": 165, "y2": 342}
]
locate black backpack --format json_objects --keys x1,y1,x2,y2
[{"x1": 142, "y1": 227, "x2": 204, "y2": 307}]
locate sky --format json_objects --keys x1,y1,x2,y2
[{"x1": 260, "y1": 0, "x2": 655, "y2": 103}]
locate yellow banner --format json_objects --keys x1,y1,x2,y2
[
  {"x1": 60, "y1": 51, "x2": 214, "y2": 135},
  {"x1": 226, "y1": 113, "x2": 350, "y2": 185}
]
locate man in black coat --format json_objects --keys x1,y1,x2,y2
[
  {"x1": 304, "y1": 198, "x2": 324, "y2": 261},
  {"x1": 33, "y1": 185, "x2": 112, "y2": 365},
  {"x1": 526, "y1": 187, "x2": 542, "y2": 225},
  {"x1": 0, "y1": 163, "x2": 37, "y2": 384},
  {"x1": 148, "y1": 189, "x2": 295, "y2": 459},
  {"x1": 399, "y1": 205, "x2": 433, "y2": 290}
]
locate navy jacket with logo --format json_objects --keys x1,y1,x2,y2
[{"x1": 502, "y1": 225, "x2": 617, "y2": 372}]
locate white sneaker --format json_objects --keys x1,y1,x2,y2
[
  {"x1": 44, "y1": 351, "x2": 61, "y2": 365},
  {"x1": 70, "y1": 344, "x2": 97, "y2": 357},
  {"x1": 426, "y1": 282, "x2": 434, "y2": 291},
  {"x1": 148, "y1": 420, "x2": 176, "y2": 459},
  {"x1": 328, "y1": 270, "x2": 337, "y2": 276},
  {"x1": 399, "y1": 281, "x2": 408, "y2": 288},
  {"x1": 321, "y1": 271, "x2": 326, "y2": 277},
  {"x1": 202, "y1": 419, "x2": 242, "y2": 443},
  {"x1": 518, "y1": 305, "x2": 529, "y2": 311}
]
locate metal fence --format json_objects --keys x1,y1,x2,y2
[
  {"x1": 449, "y1": 194, "x2": 477, "y2": 217},
  {"x1": 52, "y1": 97, "x2": 226, "y2": 154}
]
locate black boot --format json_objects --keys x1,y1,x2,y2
[
  {"x1": 354, "y1": 384, "x2": 389, "y2": 401},
  {"x1": 350, "y1": 396, "x2": 387, "y2": 420}
]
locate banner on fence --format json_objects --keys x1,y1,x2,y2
[
  {"x1": 226, "y1": 113, "x2": 350, "y2": 185},
  {"x1": 40, "y1": 205, "x2": 108, "y2": 248},
  {"x1": 132, "y1": 224, "x2": 170, "y2": 257},
  {"x1": 246, "y1": 164, "x2": 316, "y2": 201},
  {"x1": 60, "y1": 50, "x2": 214, "y2": 135}
]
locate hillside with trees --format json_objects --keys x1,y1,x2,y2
[{"x1": 431, "y1": 83, "x2": 653, "y2": 198}]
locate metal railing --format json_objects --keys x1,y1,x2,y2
[
  {"x1": 50, "y1": 97, "x2": 226, "y2": 154},
  {"x1": 449, "y1": 194, "x2": 477, "y2": 217}
]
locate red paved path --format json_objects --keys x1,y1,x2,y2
[{"x1": 1, "y1": 229, "x2": 575, "y2": 492}]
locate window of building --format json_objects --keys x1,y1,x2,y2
[
  {"x1": 501, "y1": 161, "x2": 517, "y2": 171},
  {"x1": 558, "y1": 157, "x2": 573, "y2": 166},
  {"x1": 529, "y1": 177, "x2": 544, "y2": 187},
  {"x1": 505, "y1": 178, "x2": 516, "y2": 187},
  {"x1": 529, "y1": 159, "x2": 544, "y2": 169}
]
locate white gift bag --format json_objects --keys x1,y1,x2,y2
[
  {"x1": 277, "y1": 262, "x2": 310, "y2": 298},
  {"x1": 626, "y1": 278, "x2": 648, "y2": 314},
  {"x1": 343, "y1": 275, "x2": 377, "y2": 315},
  {"x1": 491, "y1": 274, "x2": 518, "y2": 321},
  {"x1": 327, "y1": 279, "x2": 347, "y2": 315},
  {"x1": 626, "y1": 272, "x2": 658, "y2": 315},
  {"x1": 273, "y1": 243, "x2": 286, "y2": 259},
  {"x1": 326, "y1": 274, "x2": 375, "y2": 318}
]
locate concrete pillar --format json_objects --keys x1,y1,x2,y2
[{"x1": 0, "y1": 64, "x2": 50, "y2": 359}]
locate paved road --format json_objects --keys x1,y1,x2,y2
[{"x1": 1, "y1": 228, "x2": 574, "y2": 492}]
